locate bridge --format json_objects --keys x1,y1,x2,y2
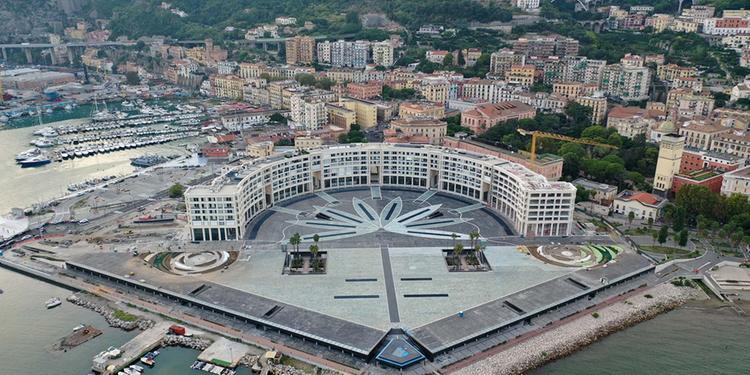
[{"x1": 0, "y1": 40, "x2": 206, "y2": 65}]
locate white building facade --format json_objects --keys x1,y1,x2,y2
[{"x1": 185, "y1": 144, "x2": 577, "y2": 241}]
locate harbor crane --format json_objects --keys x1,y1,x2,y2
[{"x1": 516, "y1": 128, "x2": 618, "y2": 161}]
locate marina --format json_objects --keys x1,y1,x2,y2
[{"x1": 12, "y1": 102, "x2": 206, "y2": 168}]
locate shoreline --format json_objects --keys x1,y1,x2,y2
[{"x1": 451, "y1": 283, "x2": 705, "y2": 375}]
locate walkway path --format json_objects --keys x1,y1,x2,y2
[{"x1": 380, "y1": 245, "x2": 400, "y2": 323}]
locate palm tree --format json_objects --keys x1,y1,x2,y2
[
  {"x1": 309, "y1": 243, "x2": 319, "y2": 271},
  {"x1": 469, "y1": 230, "x2": 480, "y2": 249},
  {"x1": 312, "y1": 233, "x2": 320, "y2": 245},
  {"x1": 289, "y1": 233, "x2": 301, "y2": 258},
  {"x1": 451, "y1": 232, "x2": 458, "y2": 248},
  {"x1": 453, "y1": 243, "x2": 464, "y2": 271}
]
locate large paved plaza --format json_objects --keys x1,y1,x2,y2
[{"x1": 65, "y1": 187, "x2": 654, "y2": 370}]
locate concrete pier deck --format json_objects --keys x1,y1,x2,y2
[
  {"x1": 95, "y1": 321, "x2": 171, "y2": 374},
  {"x1": 197, "y1": 337, "x2": 251, "y2": 368}
]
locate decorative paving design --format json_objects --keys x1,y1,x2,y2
[
  {"x1": 285, "y1": 197, "x2": 474, "y2": 242},
  {"x1": 147, "y1": 251, "x2": 237, "y2": 275},
  {"x1": 530, "y1": 244, "x2": 622, "y2": 268}
]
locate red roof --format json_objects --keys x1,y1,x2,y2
[{"x1": 630, "y1": 192, "x2": 659, "y2": 205}]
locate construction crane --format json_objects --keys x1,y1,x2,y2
[{"x1": 516, "y1": 128, "x2": 618, "y2": 161}]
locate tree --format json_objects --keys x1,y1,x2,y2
[
  {"x1": 452, "y1": 243, "x2": 464, "y2": 270},
  {"x1": 125, "y1": 71, "x2": 140, "y2": 85},
  {"x1": 312, "y1": 233, "x2": 320, "y2": 245},
  {"x1": 658, "y1": 226, "x2": 668, "y2": 246},
  {"x1": 628, "y1": 211, "x2": 635, "y2": 228},
  {"x1": 443, "y1": 53, "x2": 454, "y2": 66},
  {"x1": 168, "y1": 183, "x2": 184, "y2": 198},
  {"x1": 678, "y1": 228, "x2": 688, "y2": 247},
  {"x1": 451, "y1": 232, "x2": 458, "y2": 247},
  {"x1": 270, "y1": 112, "x2": 287, "y2": 124},
  {"x1": 672, "y1": 206, "x2": 686, "y2": 232},
  {"x1": 309, "y1": 243, "x2": 320, "y2": 270},
  {"x1": 647, "y1": 217, "x2": 654, "y2": 229},
  {"x1": 651, "y1": 230, "x2": 658, "y2": 247},
  {"x1": 289, "y1": 233, "x2": 301, "y2": 258},
  {"x1": 469, "y1": 230, "x2": 480, "y2": 249}
]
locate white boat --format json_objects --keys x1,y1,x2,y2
[
  {"x1": 20, "y1": 154, "x2": 51, "y2": 168},
  {"x1": 73, "y1": 324, "x2": 85, "y2": 331},
  {"x1": 16, "y1": 148, "x2": 41, "y2": 161},
  {"x1": 129, "y1": 365, "x2": 144, "y2": 372},
  {"x1": 45, "y1": 297, "x2": 61, "y2": 309},
  {"x1": 31, "y1": 138, "x2": 55, "y2": 148}
]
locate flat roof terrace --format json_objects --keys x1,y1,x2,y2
[
  {"x1": 66, "y1": 253, "x2": 387, "y2": 357},
  {"x1": 408, "y1": 252, "x2": 654, "y2": 355}
]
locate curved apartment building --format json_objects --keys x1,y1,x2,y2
[{"x1": 185, "y1": 143, "x2": 576, "y2": 241}]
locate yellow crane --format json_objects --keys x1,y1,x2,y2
[{"x1": 516, "y1": 128, "x2": 618, "y2": 161}]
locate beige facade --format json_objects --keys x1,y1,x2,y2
[
  {"x1": 285, "y1": 36, "x2": 316, "y2": 65},
  {"x1": 721, "y1": 166, "x2": 750, "y2": 197},
  {"x1": 213, "y1": 75, "x2": 245, "y2": 100},
  {"x1": 419, "y1": 77, "x2": 450, "y2": 103},
  {"x1": 506, "y1": 65, "x2": 536, "y2": 88},
  {"x1": 389, "y1": 119, "x2": 447, "y2": 145},
  {"x1": 576, "y1": 95, "x2": 607, "y2": 125},
  {"x1": 247, "y1": 141, "x2": 274, "y2": 158},
  {"x1": 295, "y1": 136, "x2": 323, "y2": 150},
  {"x1": 398, "y1": 102, "x2": 445, "y2": 120},
  {"x1": 653, "y1": 133, "x2": 684, "y2": 193},
  {"x1": 678, "y1": 121, "x2": 731, "y2": 150},
  {"x1": 339, "y1": 98, "x2": 378, "y2": 128},
  {"x1": 326, "y1": 104, "x2": 357, "y2": 130}
]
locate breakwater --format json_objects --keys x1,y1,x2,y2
[
  {"x1": 454, "y1": 283, "x2": 705, "y2": 375},
  {"x1": 66, "y1": 293, "x2": 154, "y2": 331}
]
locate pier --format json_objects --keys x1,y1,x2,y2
[{"x1": 92, "y1": 321, "x2": 172, "y2": 374}]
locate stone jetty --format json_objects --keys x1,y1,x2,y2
[
  {"x1": 454, "y1": 284, "x2": 704, "y2": 375},
  {"x1": 66, "y1": 293, "x2": 154, "y2": 331}
]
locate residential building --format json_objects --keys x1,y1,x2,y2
[
  {"x1": 648, "y1": 14, "x2": 675, "y2": 32},
  {"x1": 666, "y1": 88, "x2": 715, "y2": 118},
  {"x1": 672, "y1": 169, "x2": 725, "y2": 194},
  {"x1": 290, "y1": 94, "x2": 328, "y2": 130},
  {"x1": 506, "y1": 65, "x2": 536, "y2": 88},
  {"x1": 613, "y1": 190, "x2": 667, "y2": 220},
  {"x1": 552, "y1": 82, "x2": 596, "y2": 98},
  {"x1": 185, "y1": 143, "x2": 576, "y2": 241},
  {"x1": 316, "y1": 41, "x2": 332, "y2": 64},
  {"x1": 268, "y1": 80, "x2": 299, "y2": 109},
  {"x1": 247, "y1": 141, "x2": 274, "y2": 158},
  {"x1": 212, "y1": 75, "x2": 245, "y2": 100},
  {"x1": 295, "y1": 136, "x2": 323, "y2": 150},
  {"x1": 221, "y1": 110, "x2": 275, "y2": 131},
  {"x1": 711, "y1": 133, "x2": 750, "y2": 160},
  {"x1": 730, "y1": 76, "x2": 750, "y2": 102},
  {"x1": 669, "y1": 17, "x2": 701, "y2": 33},
  {"x1": 576, "y1": 94, "x2": 608, "y2": 125},
  {"x1": 419, "y1": 77, "x2": 450, "y2": 103},
  {"x1": 678, "y1": 120, "x2": 731, "y2": 150},
  {"x1": 285, "y1": 36, "x2": 316, "y2": 65},
  {"x1": 330, "y1": 40, "x2": 369, "y2": 68},
  {"x1": 338, "y1": 98, "x2": 378, "y2": 128},
  {"x1": 461, "y1": 48, "x2": 483, "y2": 67},
  {"x1": 682, "y1": 5, "x2": 715, "y2": 21},
  {"x1": 347, "y1": 81, "x2": 383, "y2": 100},
  {"x1": 371, "y1": 41, "x2": 394, "y2": 67},
  {"x1": 572, "y1": 178, "x2": 618, "y2": 205},
  {"x1": 443, "y1": 137, "x2": 563, "y2": 180},
  {"x1": 399, "y1": 102, "x2": 445, "y2": 120},
  {"x1": 217, "y1": 61, "x2": 238, "y2": 75},
  {"x1": 389, "y1": 118, "x2": 447, "y2": 145},
  {"x1": 721, "y1": 166, "x2": 750, "y2": 197},
  {"x1": 460, "y1": 101, "x2": 536, "y2": 134},
  {"x1": 326, "y1": 104, "x2": 357, "y2": 129},
  {"x1": 426, "y1": 50, "x2": 450, "y2": 64},
  {"x1": 703, "y1": 17, "x2": 750, "y2": 35},
  {"x1": 657, "y1": 64, "x2": 698, "y2": 83},
  {"x1": 600, "y1": 62, "x2": 651, "y2": 101},
  {"x1": 515, "y1": 0, "x2": 540, "y2": 10},
  {"x1": 653, "y1": 133, "x2": 685, "y2": 194},
  {"x1": 512, "y1": 34, "x2": 579, "y2": 57},
  {"x1": 275, "y1": 16, "x2": 297, "y2": 25},
  {"x1": 607, "y1": 106, "x2": 665, "y2": 138},
  {"x1": 490, "y1": 49, "x2": 525, "y2": 78}
]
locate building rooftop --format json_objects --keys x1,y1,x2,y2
[
  {"x1": 572, "y1": 178, "x2": 618, "y2": 193},
  {"x1": 725, "y1": 165, "x2": 750, "y2": 179},
  {"x1": 616, "y1": 190, "x2": 667, "y2": 207}
]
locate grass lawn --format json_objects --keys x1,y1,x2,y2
[
  {"x1": 113, "y1": 309, "x2": 138, "y2": 322},
  {"x1": 640, "y1": 245, "x2": 692, "y2": 256}
]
